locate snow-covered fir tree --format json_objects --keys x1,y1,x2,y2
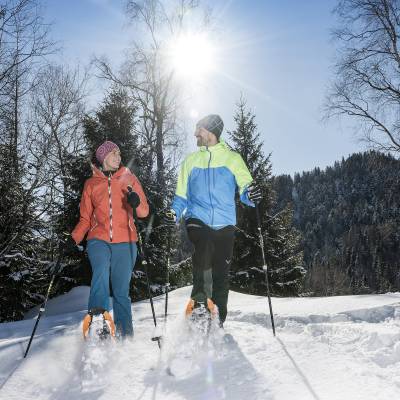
[
  {"x1": 0, "y1": 138, "x2": 52, "y2": 321},
  {"x1": 228, "y1": 97, "x2": 305, "y2": 296}
]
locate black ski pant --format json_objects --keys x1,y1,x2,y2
[{"x1": 186, "y1": 218, "x2": 236, "y2": 323}]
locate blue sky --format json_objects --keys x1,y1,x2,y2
[{"x1": 44, "y1": 0, "x2": 363, "y2": 176}]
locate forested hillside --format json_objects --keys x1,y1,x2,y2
[{"x1": 273, "y1": 151, "x2": 400, "y2": 295}]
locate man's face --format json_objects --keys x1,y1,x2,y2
[
  {"x1": 194, "y1": 126, "x2": 211, "y2": 147},
  {"x1": 103, "y1": 148, "x2": 121, "y2": 171}
]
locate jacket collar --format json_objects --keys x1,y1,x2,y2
[
  {"x1": 91, "y1": 164, "x2": 128, "y2": 179},
  {"x1": 199, "y1": 139, "x2": 228, "y2": 153}
]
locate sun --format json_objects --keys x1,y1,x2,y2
[{"x1": 166, "y1": 32, "x2": 216, "y2": 81}]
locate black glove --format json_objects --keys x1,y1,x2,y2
[
  {"x1": 127, "y1": 187, "x2": 140, "y2": 208},
  {"x1": 247, "y1": 182, "x2": 262, "y2": 204},
  {"x1": 163, "y1": 209, "x2": 177, "y2": 226},
  {"x1": 63, "y1": 234, "x2": 83, "y2": 254}
]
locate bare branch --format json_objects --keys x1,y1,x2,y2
[{"x1": 326, "y1": 0, "x2": 400, "y2": 152}]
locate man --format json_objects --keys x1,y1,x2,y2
[
  {"x1": 72, "y1": 140, "x2": 149, "y2": 338},
  {"x1": 165, "y1": 115, "x2": 261, "y2": 326}
]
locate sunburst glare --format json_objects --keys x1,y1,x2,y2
[{"x1": 166, "y1": 33, "x2": 216, "y2": 81}]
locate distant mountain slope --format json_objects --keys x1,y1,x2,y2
[{"x1": 273, "y1": 151, "x2": 400, "y2": 295}]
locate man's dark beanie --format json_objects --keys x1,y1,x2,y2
[{"x1": 196, "y1": 114, "x2": 224, "y2": 139}]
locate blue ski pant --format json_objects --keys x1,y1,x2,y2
[{"x1": 86, "y1": 239, "x2": 137, "y2": 336}]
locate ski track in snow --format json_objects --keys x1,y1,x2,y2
[{"x1": 0, "y1": 286, "x2": 400, "y2": 399}]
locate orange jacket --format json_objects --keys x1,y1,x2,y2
[{"x1": 72, "y1": 165, "x2": 149, "y2": 244}]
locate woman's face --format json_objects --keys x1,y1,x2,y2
[{"x1": 102, "y1": 148, "x2": 121, "y2": 171}]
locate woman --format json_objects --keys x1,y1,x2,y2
[{"x1": 72, "y1": 140, "x2": 149, "y2": 338}]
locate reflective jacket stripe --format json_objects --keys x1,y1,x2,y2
[{"x1": 108, "y1": 174, "x2": 113, "y2": 242}]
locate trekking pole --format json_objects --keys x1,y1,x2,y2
[
  {"x1": 24, "y1": 249, "x2": 63, "y2": 358},
  {"x1": 129, "y1": 188, "x2": 161, "y2": 348},
  {"x1": 164, "y1": 233, "x2": 171, "y2": 320},
  {"x1": 255, "y1": 204, "x2": 276, "y2": 336}
]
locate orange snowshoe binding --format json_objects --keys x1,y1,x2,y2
[
  {"x1": 82, "y1": 308, "x2": 116, "y2": 339},
  {"x1": 185, "y1": 297, "x2": 217, "y2": 318},
  {"x1": 185, "y1": 295, "x2": 217, "y2": 336}
]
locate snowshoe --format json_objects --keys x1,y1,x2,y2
[
  {"x1": 82, "y1": 308, "x2": 116, "y2": 340},
  {"x1": 80, "y1": 309, "x2": 116, "y2": 391},
  {"x1": 185, "y1": 298, "x2": 217, "y2": 336},
  {"x1": 162, "y1": 298, "x2": 221, "y2": 378},
  {"x1": 185, "y1": 298, "x2": 217, "y2": 317}
]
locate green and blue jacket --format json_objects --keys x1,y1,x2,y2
[{"x1": 172, "y1": 140, "x2": 255, "y2": 228}]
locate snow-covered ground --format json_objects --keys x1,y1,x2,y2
[{"x1": 1, "y1": 286, "x2": 400, "y2": 399}]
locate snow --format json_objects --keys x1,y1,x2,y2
[
  {"x1": 23, "y1": 286, "x2": 91, "y2": 319},
  {"x1": 1, "y1": 286, "x2": 400, "y2": 399}
]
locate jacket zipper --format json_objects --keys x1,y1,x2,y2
[
  {"x1": 206, "y1": 147, "x2": 214, "y2": 226},
  {"x1": 107, "y1": 173, "x2": 113, "y2": 242},
  {"x1": 128, "y1": 217, "x2": 134, "y2": 232},
  {"x1": 90, "y1": 214, "x2": 98, "y2": 231}
]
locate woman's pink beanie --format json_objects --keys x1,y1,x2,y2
[{"x1": 95, "y1": 141, "x2": 119, "y2": 164}]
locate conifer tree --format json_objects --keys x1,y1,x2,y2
[
  {"x1": 0, "y1": 143, "x2": 50, "y2": 321},
  {"x1": 228, "y1": 97, "x2": 305, "y2": 296},
  {"x1": 82, "y1": 87, "x2": 140, "y2": 168},
  {"x1": 0, "y1": 0, "x2": 57, "y2": 321}
]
